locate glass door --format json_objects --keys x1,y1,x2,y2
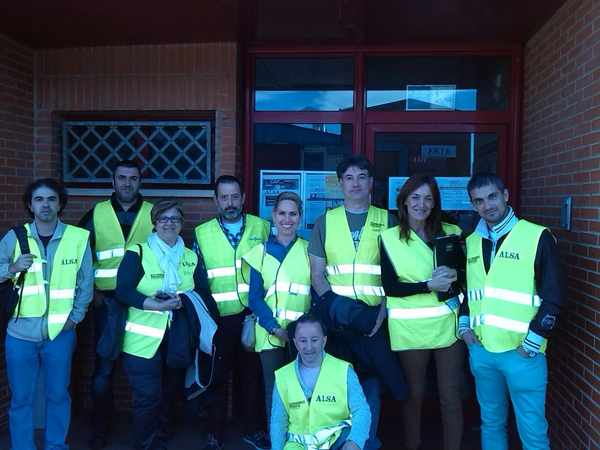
[{"x1": 366, "y1": 123, "x2": 507, "y2": 232}]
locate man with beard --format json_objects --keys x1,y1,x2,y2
[
  {"x1": 194, "y1": 175, "x2": 271, "y2": 450},
  {"x1": 79, "y1": 160, "x2": 153, "y2": 449},
  {"x1": 459, "y1": 173, "x2": 563, "y2": 450},
  {"x1": 0, "y1": 178, "x2": 93, "y2": 450}
]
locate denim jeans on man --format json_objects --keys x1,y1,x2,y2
[
  {"x1": 468, "y1": 343, "x2": 549, "y2": 450},
  {"x1": 5, "y1": 329, "x2": 76, "y2": 450}
]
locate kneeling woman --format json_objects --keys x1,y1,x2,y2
[
  {"x1": 116, "y1": 199, "x2": 218, "y2": 450},
  {"x1": 380, "y1": 175, "x2": 465, "y2": 450},
  {"x1": 242, "y1": 192, "x2": 311, "y2": 426}
]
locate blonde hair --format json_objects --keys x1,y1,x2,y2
[{"x1": 273, "y1": 191, "x2": 303, "y2": 215}]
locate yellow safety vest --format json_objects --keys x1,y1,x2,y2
[
  {"x1": 466, "y1": 219, "x2": 547, "y2": 353},
  {"x1": 275, "y1": 353, "x2": 351, "y2": 450},
  {"x1": 381, "y1": 222, "x2": 462, "y2": 351},
  {"x1": 121, "y1": 243, "x2": 197, "y2": 359},
  {"x1": 93, "y1": 199, "x2": 153, "y2": 290},
  {"x1": 194, "y1": 215, "x2": 270, "y2": 316},
  {"x1": 13, "y1": 223, "x2": 89, "y2": 340},
  {"x1": 324, "y1": 206, "x2": 388, "y2": 306},
  {"x1": 242, "y1": 238, "x2": 311, "y2": 352}
]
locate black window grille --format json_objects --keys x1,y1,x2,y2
[{"x1": 62, "y1": 120, "x2": 212, "y2": 186}]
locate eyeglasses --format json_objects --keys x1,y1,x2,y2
[{"x1": 157, "y1": 216, "x2": 182, "y2": 224}]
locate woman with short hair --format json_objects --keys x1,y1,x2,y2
[{"x1": 116, "y1": 199, "x2": 219, "y2": 450}]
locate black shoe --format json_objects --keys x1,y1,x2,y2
[
  {"x1": 201, "y1": 434, "x2": 224, "y2": 450},
  {"x1": 242, "y1": 431, "x2": 271, "y2": 450},
  {"x1": 89, "y1": 436, "x2": 107, "y2": 450}
]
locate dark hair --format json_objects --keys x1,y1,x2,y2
[
  {"x1": 214, "y1": 175, "x2": 243, "y2": 196},
  {"x1": 273, "y1": 191, "x2": 303, "y2": 216},
  {"x1": 23, "y1": 178, "x2": 68, "y2": 218},
  {"x1": 150, "y1": 199, "x2": 184, "y2": 225},
  {"x1": 396, "y1": 174, "x2": 442, "y2": 242},
  {"x1": 336, "y1": 155, "x2": 374, "y2": 180},
  {"x1": 467, "y1": 173, "x2": 506, "y2": 199},
  {"x1": 112, "y1": 159, "x2": 142, "y2": 179},
  {"x1": 293, "y1": 313, "x2": 327, "y2": 338}
]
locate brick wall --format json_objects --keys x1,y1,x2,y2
[
  {"x1": 522, "y1": 0, "x2": 600, "y2": 448},
  {"x1": 32, "y1": 42, "x2": 240, "y2": 411},
  {"x1": 0, "y1": 34, "x2": 34, "y2": 430}
]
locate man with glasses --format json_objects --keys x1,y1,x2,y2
[
  {"x1": 79, "y1": 160, "x2": 153, "y2": 450},
  {"x1": 194, "y1": 175, "x2": 271, "y2": 450}
]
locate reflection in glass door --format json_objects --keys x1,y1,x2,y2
[{"x1": 367, "y1": 124, "x2": 506, "y2": 232}]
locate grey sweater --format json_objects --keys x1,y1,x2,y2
[{"x1": 0, "y1": 220, "x2": 93, "y2": 342}]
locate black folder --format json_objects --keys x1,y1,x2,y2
[{"x1": 433, "y1": 234, "x2": 462, "y2": 301}]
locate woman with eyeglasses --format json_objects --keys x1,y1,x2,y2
[
  {"x1": 379, "y1": 175, "x2": 466, "y2": 450},
  {"x1": 241, "y1": 191, "x2": 311, "y2": 434},
  {"x1": 115, "y1": 199, "x2": 219, "y2": 450}
]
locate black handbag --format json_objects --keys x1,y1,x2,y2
[{"x1": 0, "y1": 226, "x2": 31, "y2": 336}]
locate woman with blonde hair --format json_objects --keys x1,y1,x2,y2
[{"x1": 242, "y1": 191, "x2": 312, "y2": 441}]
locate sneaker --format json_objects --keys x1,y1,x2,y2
[
  {"x1": 242, "y1": 431, "x2": 271, "y2": 450},
  {"x1": 201, "y1": 434, "x2": 224, "y2": 450}
]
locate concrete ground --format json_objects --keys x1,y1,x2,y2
[{"x1": 0, "y1": 405, "x2": 489, "y2": 450}]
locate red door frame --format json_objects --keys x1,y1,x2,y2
[
  {"x1": 365, "y1": 123, "x2": 509, "y2": 175},
  {"x1": 243, "y1": 45, "x2": 523, "y2": 212}
]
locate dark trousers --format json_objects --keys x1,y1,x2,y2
[
  {"x1": 259, "y1": 348, "x2": 287, "y2": 429},
  {"x1": 91, "y1": 298, "x2": 116, "y2": 440},
  {"x1": 398, "y1": 340, "x2": 466, "y2": 450},
  {"x1": 208, "y1": 312, "x2": 264, "y2": 443},
  {"x1": 122, "y1": 342, "x2": 183, "y2": 450}
]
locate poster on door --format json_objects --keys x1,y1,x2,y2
[
  {"x1": 303, "y1": 171, "x2": 344, "y2": 230},
  {"x1": 388, "y1": 176, "x2": 471, "y2": 210},
  {"x1": 259, "y1": 171, "x2": 302, "y2": 222}
]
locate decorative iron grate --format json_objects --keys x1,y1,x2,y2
[{"x1": 62, "y1": 120, "x2": 212, "y2": 185}]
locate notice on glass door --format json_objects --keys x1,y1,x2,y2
[
  {"x1": 388, "y1": 176, "x2": 471, "y2": 210},
  {"x1": 437, "y1": 177, "x2": 471, "y2": 210},
  {"x1": 259, "y1": 171, "x2": 302, "y2": 222},
  {"x1": 304, "y1": 171, "x2": 344, "y2": 229},
  {"x1": 388, "y1": 177, "x2": 409, "y2": 209}
]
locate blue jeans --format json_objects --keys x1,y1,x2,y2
[
  {"x1": 361, "y1": 377, "x2": 382, "y2": 450},
  {"x1": 5, "y1": 329, "x2": 76, "y2": 450},
  {"x1": 468, "y1": 344, "x2": 549, "y2": 450}
]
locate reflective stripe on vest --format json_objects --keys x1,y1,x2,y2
[
  {"x1": 330, "y1": 284, "x2": 385, "y2": 297},
  {"x1": 241, "y1": 239, "x2": 311, "y2": 352},
  {"x1": 121, "y1": 243, "x2": 197, "y2": 359},
  {"x1": 275, "y1": 354, "x2": 350, "y2": 450},
  {"x1": 96, "y1": 247, "x2": 125, "y2": 261},
  {"x1": 324, "y1": 206, "x2": 388, "y2": 306},
  {"x1": 381, "y1": 223, "x2": 462, "y2": 350},
  {"x1": 93, "y1": 200, "x2": 153, "y2": 291},
  {"x1": 388, "y1": 300, "x2": 458, "y2": 320},
  {"x1": 325, "y1": 263, "x2": 381, "y2": 276},
  {"x1": 470, "y1": 313, "x2": 529, "y2": 334},
  {"x1": 468, "y1": 287, "x2": 542, "y2": 307},
  {"x1": 13, "y1": 224, "x2": 89, "y2": 340},
  {"x1": 466, "y1": 219, "x2": 547, "y2": 353},
  {"x1": 287, "y1": 420, "x2": 352, "y2": 450},
  {"x1": 195, "y1": 215, "x2": 270, "y2": 316}
]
